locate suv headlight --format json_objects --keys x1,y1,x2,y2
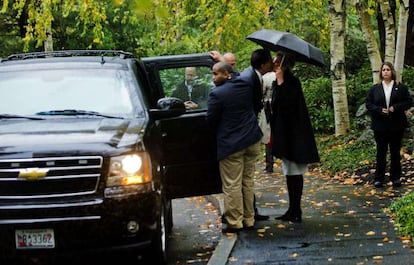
[{"x1": 106, "y1": 153, "x2": 151, "y2": 187}]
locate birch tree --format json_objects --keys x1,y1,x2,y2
[
  {"x1": 354, "y1": 0, "x2": 409, "y2": 83},
  {"x1": 329, "y1": 0, "x2": 350, "y2": 136},
  {"x1": 354, "y1": 0, "x2": 382, "y2": 83},
  {"x1": 394, "y1": 0, "x2": 410, "y2": 81},
  {"x1": 379, "y1": 0, "x2": 396, "y2": 63}
]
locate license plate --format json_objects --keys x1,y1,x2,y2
[{"x1": 15, "y1": 229, "x2": 55, "y2": 249}]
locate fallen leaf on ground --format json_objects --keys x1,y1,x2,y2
[
  {"x1": 366, "y1": 231, "x2": 376, "y2": 236},
  {"x1": 277, "y1": 224, "x2": 286, "y2": 229}
]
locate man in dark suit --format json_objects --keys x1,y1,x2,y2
[
  {"x1": 210, "y1": 50, "x2": 273, "y2": 221},
  {"x1": 240, "y1": 49, "x2": 273, "y2": 221},
  {"x1": 172, "y1": 67, "x2": 210, "y2": 109},
  {"x1": 240, "y1": 49, "x2": 274, "y2": 116},
  {"x1": 207, "y1": 62, "x2": 263, "y2": 233}
]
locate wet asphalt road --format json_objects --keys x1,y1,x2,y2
[
  {"x1": 222, "y1": 170, "x2": 414, "y2": 265},
  {"x1": 167, "y1": 197, "x2": 221, "y2": 265}
]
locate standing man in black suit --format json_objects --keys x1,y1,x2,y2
[
  {"x1": 366, "y1": 61, "x2": 412, "y2": 188},
  {"x1": 240, "y1": 49, "x2": 273, "y2": 221},
  {"x1": 240, "y1": 49, "x2": 274, "y2": 117}
]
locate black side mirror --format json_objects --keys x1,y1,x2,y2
[{"x1": 149, "y1": 97, "x2": 186, "y2": 119}]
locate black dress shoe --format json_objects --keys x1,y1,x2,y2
[
  {"x1": 374, "y1": 180, "x2": 383, "y2": 188},
  {"x1": 276, "y1": 214, "x2": 301, "y2": 223},
  {"x1": 275, "y1": 209, "x2": 292, "y2": 220},
  {"x1": 255, "y1": 214, "x2": 269, "y2": 221},
  {"x1": 222, "y1": 226, "x2": 242, "y2": 234},
  {"x1": 221, "y1": 214, "x2": 227, "y2": 224},
  {"x1": 392, "y1": 179, "x2": 402, "y2": 187},
  {"x1": 285, "y1": 215, "x2": 302, "y2": 223},
  {"x1": 275, "y1": 214, "x2": 288, "y2": 220},
  {"x1": 243, "y1": 225, "x2": 255, "y2": 231}
]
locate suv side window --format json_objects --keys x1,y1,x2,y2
[{"x1": 159, "y1": 66, "x2": 214, "y2": 110}]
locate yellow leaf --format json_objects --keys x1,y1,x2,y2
[{"x1": 366, "y1": 231, "x2": 376, "y2": 236}]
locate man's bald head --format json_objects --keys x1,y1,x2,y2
[{"x1": 223, "y1": 52, "x2": 237, "y2": 70}]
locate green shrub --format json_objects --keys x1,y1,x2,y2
[
  {"x1": 302, "y1": 77, "x2": 334, "y2": 134},
  {"x1": 316, "y1": 133, "x2": 375, "y2": 174},
  {"x1": 389, "y1": 192, "x2": 414, "y2": 241},
  {"x1": 345, "y1": 63, "x2": 373, "y2": 117}
]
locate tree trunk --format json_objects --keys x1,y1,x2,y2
[
  {"x1": 329, "y1": 0, "x2": 350, "y2": 136},
  {"x1": 44, "y1": 27, "x2": 53, "y2": 52},
  {"x1": 355, "y1": 0, "x2": 382, "y2": 83},
  {"x1": 42, "y1": 1, "x2": 53, "y2": 52},
  {"x1": 394, "y1": 0, "x2": 409, "y2": 82},
  {"x1": 405, "y1": 0, "x2": 414, "y2": 66},
  {"x1": 379, "y1": 0, "x2": 396, "y2": 63}
]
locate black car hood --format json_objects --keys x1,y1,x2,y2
[{"x1": 0, "y1": 118, "x2": 146, "y2": 157}]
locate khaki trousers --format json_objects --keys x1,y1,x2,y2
[{"x1": 219, "y1": 141, "x2": 261, "y2": 229}]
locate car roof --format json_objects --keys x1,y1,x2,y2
[{"x1": 0, "y1": 50, "x2": 136, "y2": 66}]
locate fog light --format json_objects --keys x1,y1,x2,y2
[{"x1": 126, "y1": 220, "x2": 139, "y2": 233}]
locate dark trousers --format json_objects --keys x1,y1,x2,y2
[
  {"x1": 265, "y1": 145, "x2": 274, "y2": 172},
  {"x1": 373, "y1": 129, "x2": 405, "y2": 181}
]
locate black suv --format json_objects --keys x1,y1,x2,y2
[{"x1": 0, "y1": 50, "x2": 221, "y2": 264}]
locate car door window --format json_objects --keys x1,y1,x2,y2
[{"x1": 159, "y1": 66, "x2": 214, "y2": 110}]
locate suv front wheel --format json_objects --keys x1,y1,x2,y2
[{"x1": 147, "y1": 195, "x2": 170, "y2": 265}]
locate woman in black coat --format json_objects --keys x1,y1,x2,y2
[
  {"x1": 270, "y1": 52, "x2": 320, "y2": 223},
  {"x1": 366, "y1": 61, "x2": 412, "y2": 188}
]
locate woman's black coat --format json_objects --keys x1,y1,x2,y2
[
  {"x1": 270, "y1": 71, "x2": 320, "y2": 164},
  {"x1": 366, "y1": 82, "x2": 412, "y2": 131}
]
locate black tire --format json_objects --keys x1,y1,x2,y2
[
  {"x1": 147, "y1": 197, "x2": 169, "y2": 265},
  {"x1": 165, "y1": 198, "x2": 173, "y2": 234}
]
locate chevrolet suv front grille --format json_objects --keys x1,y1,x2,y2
[{"x1": 0, "y1": 156, "x2": 103, "y2": 199}]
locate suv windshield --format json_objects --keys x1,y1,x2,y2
[{"x1": 0, "y1": 67, "x2": 139, "y2": 117}]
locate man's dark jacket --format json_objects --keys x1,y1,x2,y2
[
  {"x1": 366, "y1": 82, "x2": 412, "y2": 131},
  {"x1": 171, "y1": 82, "x2": 210, "y2": 108},
  {"x1": 240, "y1": 67, "x2": 263, "y2": 116},
  {"x1": 270, "y1": 71, "x2": 319, "y2": 164},
  {"x1": 207, "y1": 77, "x2": 263, "y2": 161}
]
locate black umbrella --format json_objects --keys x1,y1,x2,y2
[{"x1": 247, "y1": 29, "x2": 326, "y2": 67}]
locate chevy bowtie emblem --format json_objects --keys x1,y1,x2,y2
[{"x1": 18, "y1": 168, "x2": 49, "y2": 180}]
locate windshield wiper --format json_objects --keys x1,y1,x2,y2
[
  {"x1": 0, "y1": 114, "x2": 44, "y2": 120},
  {"x1": 35, "y1": 109, "x2": 123, "y2": 119}
]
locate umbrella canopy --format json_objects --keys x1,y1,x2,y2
[{"x1": 247, "y1": 29, "x2": 326, "y2": 67}]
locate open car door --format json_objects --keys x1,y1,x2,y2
[{"x1": 142, "y1": 53, "x2": 221, "y2": 199}]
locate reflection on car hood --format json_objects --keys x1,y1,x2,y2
[{"x1": 0, "y1": 118, "x2": 146, "y2": 155}]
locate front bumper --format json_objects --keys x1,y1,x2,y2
[{"x1": 0, "y1": 188, "x2": 161, "y2": 260}]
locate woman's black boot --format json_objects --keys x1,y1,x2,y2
[
  {"x1": 275, "y1": 176, "x2": 294, "y2": 220},
  {"x1": 289, "y1": 175, "x2": 303, "y2": 223}
]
